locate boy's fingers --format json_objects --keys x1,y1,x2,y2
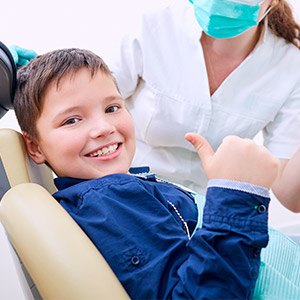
[{"x1": 185, "y1": 133, "x2": 214, "y2": 166}]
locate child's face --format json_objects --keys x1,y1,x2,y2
[{"x1": 25, "y1": 68, "x2": 136, "y2": 179}]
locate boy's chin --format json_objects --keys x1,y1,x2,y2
[
  {"x1": 57, "y1": 165, "x2": 131, "y2": 180},
  {"x1": 89, "y1": 168, "x2": 130, "y2": 180}
]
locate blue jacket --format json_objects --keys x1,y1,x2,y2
[{"x1": 53, "y1": 172, "x2": 269, "y2": 300}]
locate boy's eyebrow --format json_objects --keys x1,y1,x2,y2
[
  {"x1": 54, "y1": 106, "x2": 82, "y2": 119},
  {"x1": 53, "y1": 95, "x2": 124, "y2": 120},
  {"x1": 103, "y1": 95, "x2": 124, "y2": 102}
]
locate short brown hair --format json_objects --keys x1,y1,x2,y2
[{"x1": 14, "y1": 48, "x2": 116, "y2": 139}]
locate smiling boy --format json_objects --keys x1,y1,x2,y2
[
  {"x1": 23, "y1": 68, "x2": 135, "y2": 179},
  {"x1": 13, "y1": 48, "x2": 279, "y2": 299}
]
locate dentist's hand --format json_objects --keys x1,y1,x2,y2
[
  {"x1": 185, "y1": 133, "x2": 280, "y2": 189},
  {"x1": 9, "y1": 45, "x2": 37, "y2": 67}
]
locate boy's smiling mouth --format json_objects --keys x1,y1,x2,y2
[{"x1": 87, "y1": 143, "x2": 119, "y2": 157}]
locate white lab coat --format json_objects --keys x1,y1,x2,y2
[{"x1": 106, "y1": 0, "x2": 300, "y2": 193}]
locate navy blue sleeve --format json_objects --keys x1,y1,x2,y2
[{"x1": 170, "y1": 186, "x2": 270, "y2": 300}]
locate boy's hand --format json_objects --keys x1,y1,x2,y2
[{"x1": 185, "y1": 133, "x2": 280, "y2": 189}]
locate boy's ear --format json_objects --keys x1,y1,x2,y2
[{"x1": 22, "y1": 131, "x2": 46, "y2": 164}]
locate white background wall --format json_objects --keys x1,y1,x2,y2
[{"x1": 0, "y1": 0, "x2": 299, "y2": 228}]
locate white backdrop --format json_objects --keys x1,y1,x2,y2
[
  {"x1": 0, "y1": 0, "x2": 299, "y2": 227},
  {"x1": 0, "y1": 0, "x2": 299, "y2": 59},
  {"x1": 0, "y1": 0, "x2": 153, "y2": 54}
]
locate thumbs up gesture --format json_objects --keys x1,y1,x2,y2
[{"x1": 185, "y1": 133, "x2": 280, "y2": 189}]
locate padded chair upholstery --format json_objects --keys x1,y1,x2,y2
[
  {"x1": 0, "y1": 128, "x2": 56, "y2": 194},
  {"x1": 0, "y1": 128, "x2": 129, "y2": 299}
]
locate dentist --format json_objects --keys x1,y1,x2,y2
[{"x1": 106, "y1": 0, "x2": 300, "y2": 211}]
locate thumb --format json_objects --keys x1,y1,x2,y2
[{"x1": 185, "y1": 133, "x2": 215, "y2": 167}]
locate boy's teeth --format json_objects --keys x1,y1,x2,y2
[{"x1": 89, "y1": 144, "x2": 118, "y2": 157}]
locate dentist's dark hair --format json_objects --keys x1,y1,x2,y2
[
  {"x1": 268, "y1": 0, "x2": 300, "y2": 49},
  {"x1": 14, "y1": 48, "x2": 119, "y2": 139}
]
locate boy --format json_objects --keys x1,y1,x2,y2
[{"x1": 13, "y1": 48, "x2": 279, "y2": 299}]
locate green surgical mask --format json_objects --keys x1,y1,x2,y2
[{"x1": 189, "y1": 0, "x2": 269, "y2": 39}]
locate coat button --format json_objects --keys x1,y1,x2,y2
[
  {"x1": 131, "y1": 256, "x2": 140, "y2": 266},
  {"x1": 257, "y1": 205, "x2": 267, "y2": 213}
]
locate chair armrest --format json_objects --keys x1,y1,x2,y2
[{"x1": 0, "y1": 183, "x2": 129, "y2": 300}]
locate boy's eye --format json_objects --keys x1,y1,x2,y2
[
  {"x1": 62, "y1": 117, "x2": 81, "y2": 126},
  {"x1": 105, "y1": 105, "x2": 120, "y2": 113}
]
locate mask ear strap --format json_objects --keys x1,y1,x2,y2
[{"x1": 258, "y1": 5, "x2": 273, "y2": 23}]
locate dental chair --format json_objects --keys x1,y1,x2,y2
[{"x1": 0, "y1": 42, "x2": 129, "y2": 299}]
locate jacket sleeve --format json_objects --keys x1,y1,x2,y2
[{"x1": 169, "y1": 186, "x2": 270, "y2": 300}]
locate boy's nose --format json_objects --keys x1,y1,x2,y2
[{"x1": 89, "y1": 118, "x2": 116, "y2": 138}]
